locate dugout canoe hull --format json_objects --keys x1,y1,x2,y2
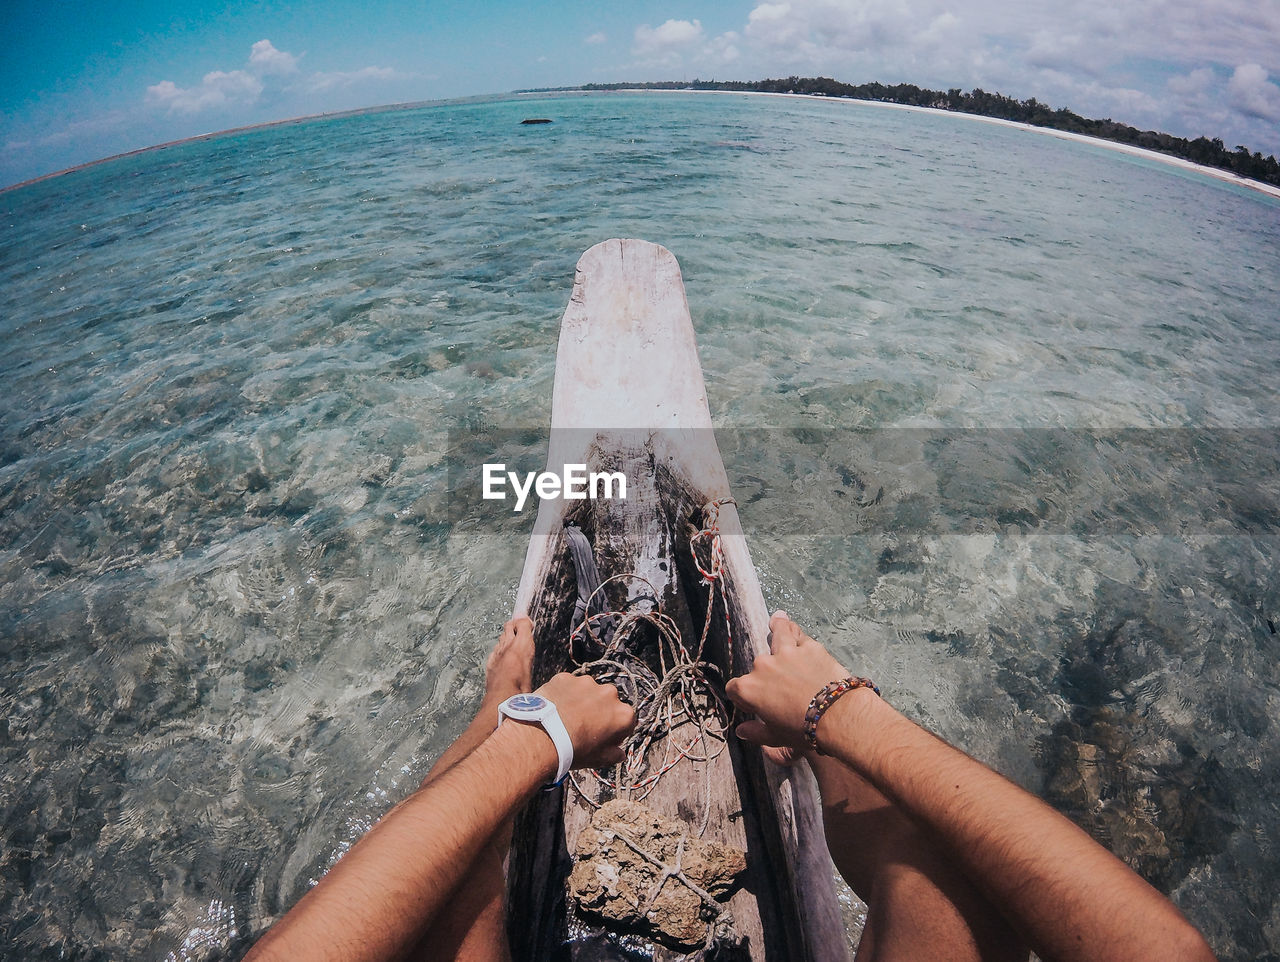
[{"x1": 506, "y1": 240, "x2": 846, "y2": 961}]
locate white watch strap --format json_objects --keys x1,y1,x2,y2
[
  {"x1": 539, "y1": 705, "x2": 574, "y2": 786},
  {"x1": 497, "y1": 699, "x2": 574, "y2": 786}
]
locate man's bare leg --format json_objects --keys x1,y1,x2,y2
[
  {"x1": 767, "y1": 613, "x2": 1027, "y2": 962},
  {"x1": 408, "y1": 617, "x2": 535, "y2": 962},
  {"x1": 812, "y1": 755, "x2": 1027, "y2": 962}
]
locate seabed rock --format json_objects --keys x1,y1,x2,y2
[
  {"x1": 358, "y1": 454, "x2": 394, "y2": 486},
  {"x1": 568, "y1": 799, "x2": 746, "y2": 949}
]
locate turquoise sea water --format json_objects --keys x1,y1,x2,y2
[{"x1": 2, "y1": 91, "x2": 1278, "y2": 960}]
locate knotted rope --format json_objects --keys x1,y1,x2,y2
[
  {"x1": 566, "y1": 500, "x2": 737, "y2": 836},
  {"x1": 688, "y1": 497, "x2": 736, "y2": 679}
]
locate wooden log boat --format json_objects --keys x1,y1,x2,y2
[{"x1": 506, "y1": 239, "x2": 846, "y2": 960}]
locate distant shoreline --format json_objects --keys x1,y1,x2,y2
[
  {"x1": 1, "y1": 116, "x2": 320, "y2": 195},
  {"x1": 0, "y1": 101, "x2": 437, "y2": 195},
  {"x1": 6, "y1": 88, "x2": 1279, "y2": 201}
]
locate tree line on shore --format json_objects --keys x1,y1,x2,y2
[{"x1": 569, "y1": 77, "x2": 1280, "y2": 189}]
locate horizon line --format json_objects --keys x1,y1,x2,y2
[{"x1": 5, "y1": 85, "x2": 1278, "y2": 200}]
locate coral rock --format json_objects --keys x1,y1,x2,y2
[{"x1": 567, "y1": 799, "x2": 745, "y2": 948}]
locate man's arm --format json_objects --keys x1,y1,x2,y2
[
  {"x1": 726, "y1": 613, "x2": 1216, "y2": 962},
  {"x1": 246, "y1": 671, "x2": 635, "y2": 962},
  {"x1": 825, "y1": 689, "x2": 1213, "y2": 962}
]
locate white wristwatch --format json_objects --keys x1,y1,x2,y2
[{"x1": 497, "y1": 693, "x2": 574, "y2": 786}]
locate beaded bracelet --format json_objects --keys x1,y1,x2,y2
[{"x1": 803, "y1": 676, "x2": 881, "y2": 754}]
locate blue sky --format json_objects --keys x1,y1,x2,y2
[{"x1": 3, "y1": 0, "x2": 1279, "y2": 187}]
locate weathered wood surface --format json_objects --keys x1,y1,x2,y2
[{"x1": 507, "y1": 239, "x2": 846, "y2": 961}]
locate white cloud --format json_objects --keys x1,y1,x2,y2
[
  {"x1": 1228, "y1": 63, "x2": 1280, "y2": 121},
  {"x1": 1037, "y1": 70, "x2": 1162, "y2": 121},
  {"x1": 1163, "y1": 67, "x2": 1234, "y2": 140},
  {"x1": 585, "y1": 32, "x2": 607, "y2": 45},
  {"x1": 145, "y1": 40, "x2": 298, "y2": 114},
  {"x1": 299, "y1": 66, "x2": 399, "y2": 94},
  {"x1": 736, "y1": 0, "x2": 1280, "y2": 83},
  {"x1": 1162, "y1": 63, "x2": 1280, "y2": 149},
  {"x1": 746, "y1": 3, "x2": 808, "y2": 50},
  {"x1": 745, "y1": 0, "x2": 921, "y2": 57},
  {"x1": 1116, "y1": 2, "x2": 1280, "y2": 72},
  {"x1": 721, "y1": 0, "x2": 1280, "y2": 154},
  {"x1": 1168, "y1": 67, "x2": 1216, "y2": 99},
  {"x1": 703, "y1": 31, "x2": 743, "y2": 66},
  {"x1": 145, "y1": 70, "x2": 264, "y2": 114},
  {"x1": 749, "y1": 1, "x2": 791, "y2": 24},
  {"x1": 920, "y1": 12, "x2": 959, "y2": 47},
  {"x1": 145, "y1": 40, "x2": 395, "y2": 115},
  {"x1": 634, "y1": 19, "x2": 705, "y2": 55},
  {"x1": 974, "y1": 0, "x2": 1280, "y2": 73},
  {"x1": 1025, "y1": 31, "x2": 1099, "y2": 76},
  {"x1": 2, "y1": 111, "x2": 130, "y2": 154},
  {"x1": 248, "y1": 39, "x2": 299, "y2": 76}
]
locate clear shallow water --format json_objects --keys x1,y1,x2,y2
[{"x1": 1, "y1": 91, "x2": 1278, "y2": 960}]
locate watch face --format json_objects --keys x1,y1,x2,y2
[{"x1": 506, "y1": 694, "x2": 547, "y2": 713}]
